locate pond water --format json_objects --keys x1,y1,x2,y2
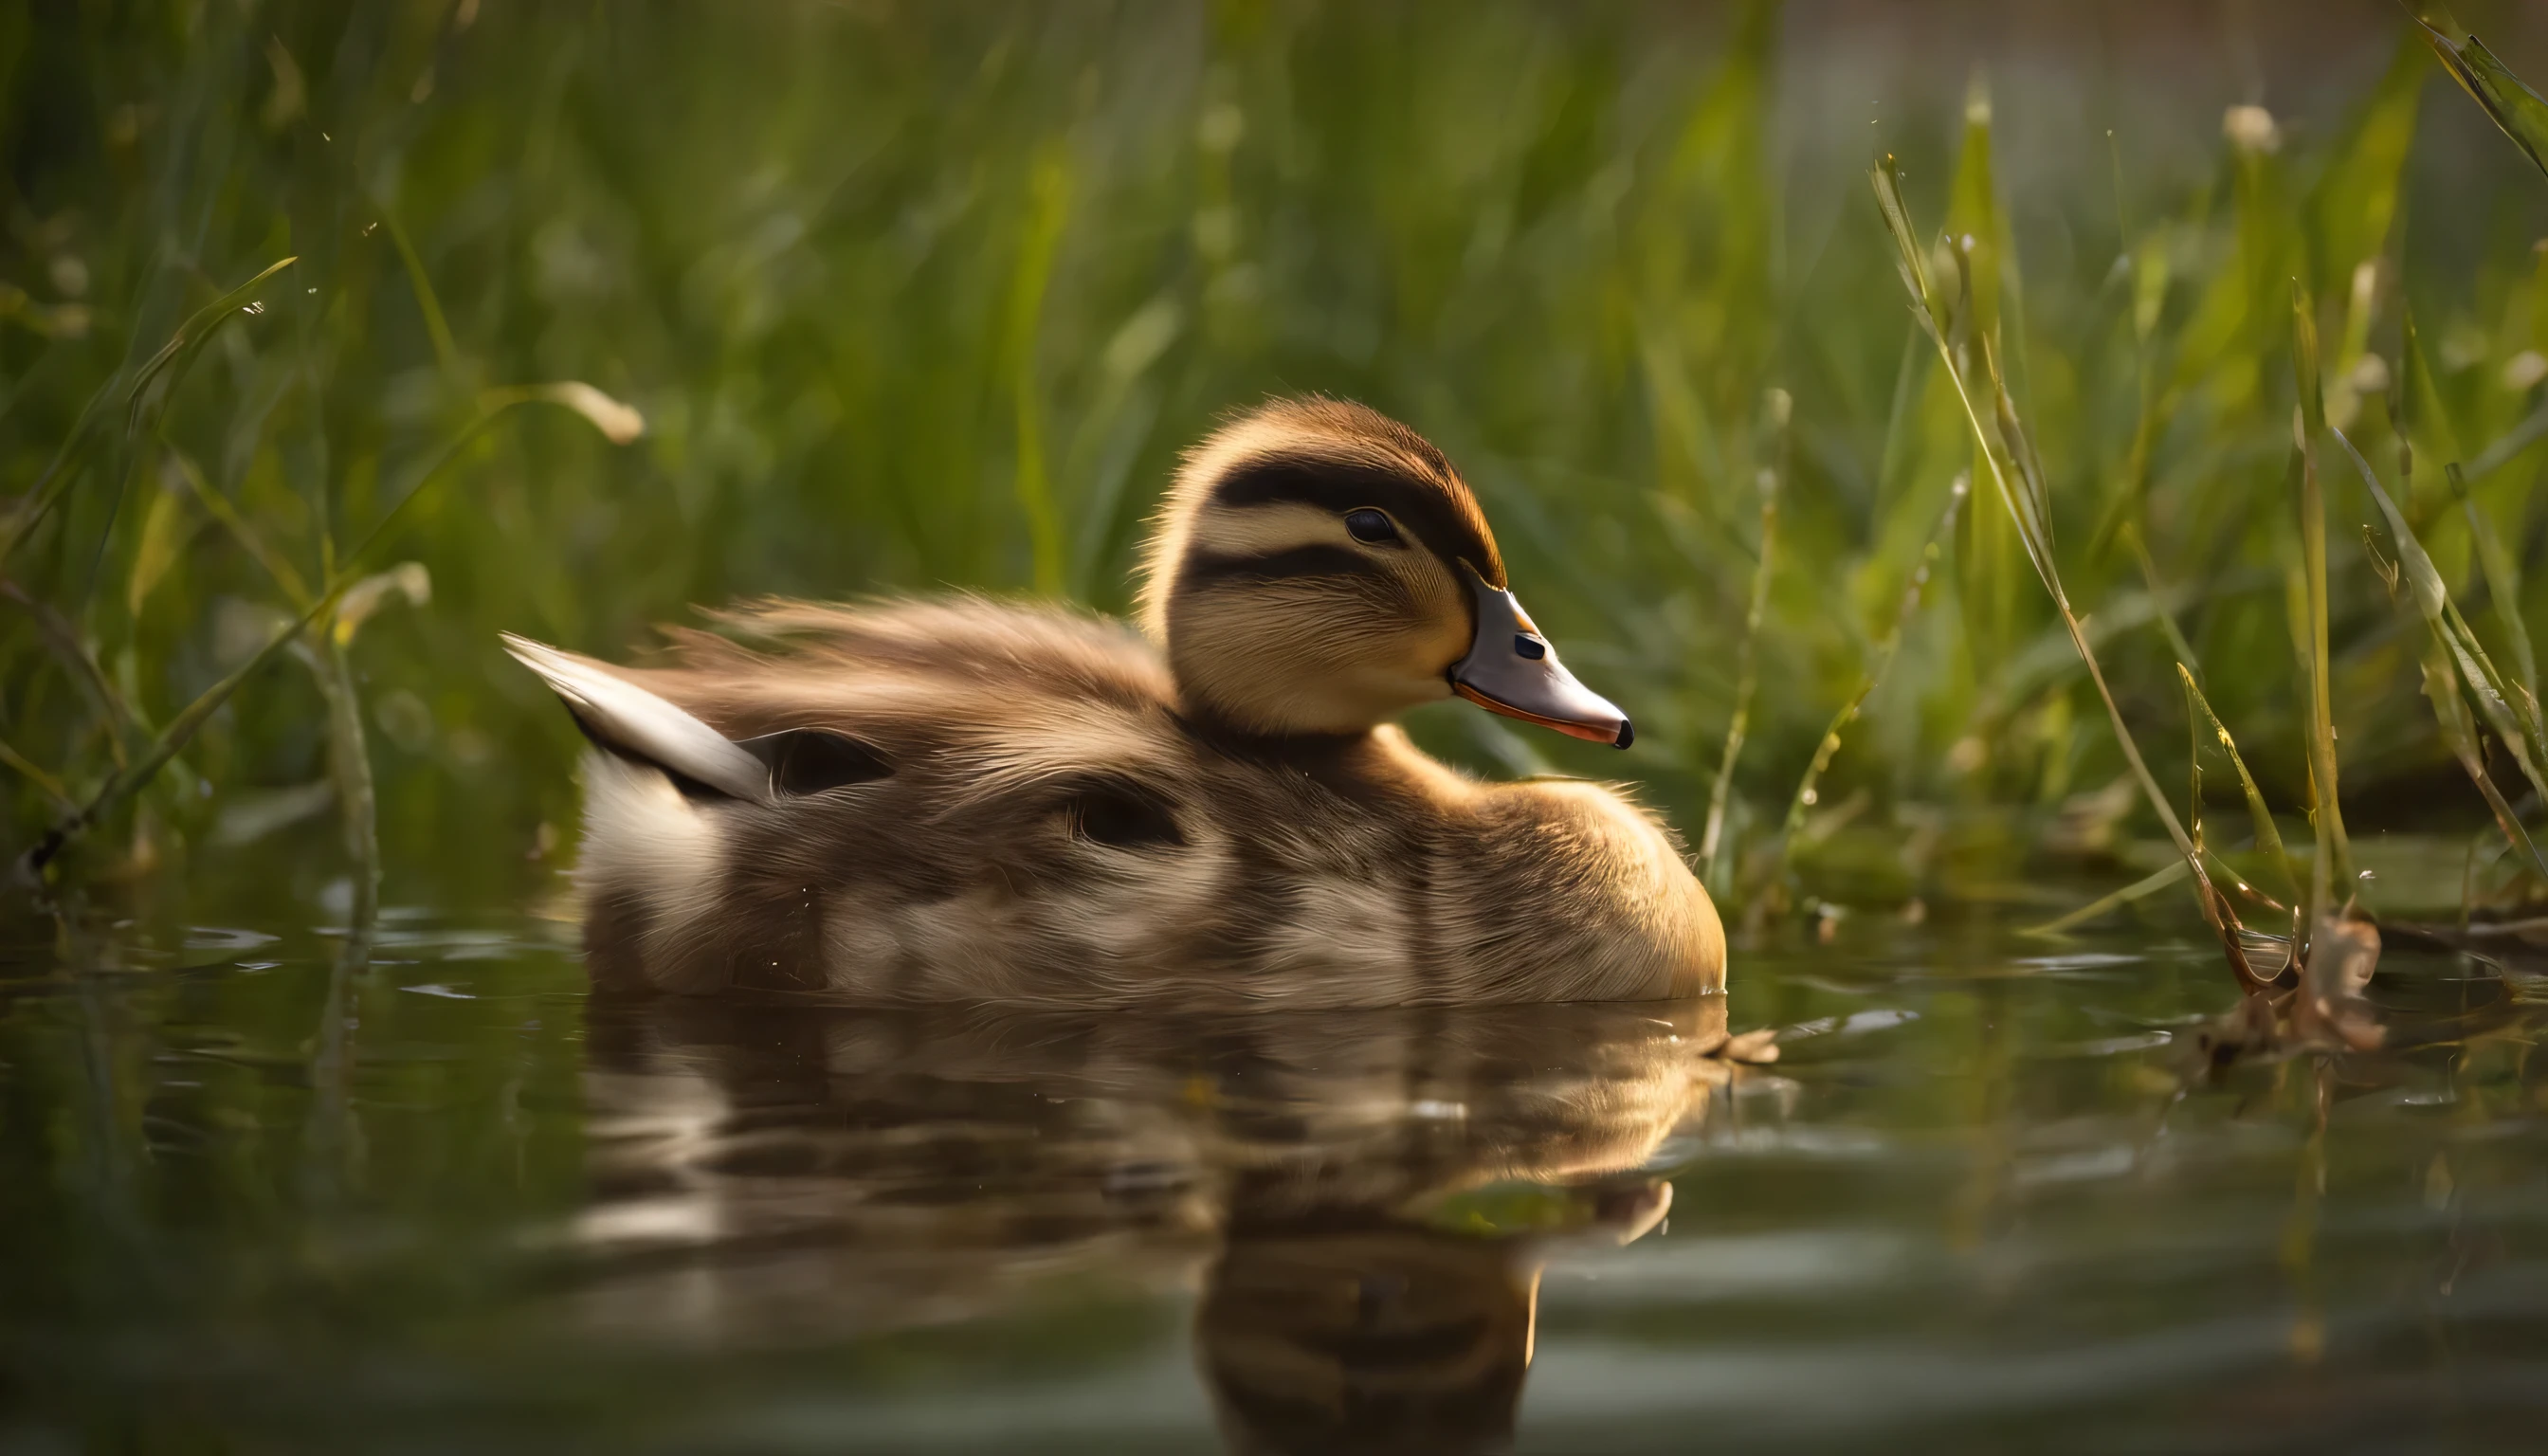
[{"x1": 3, "y1": 909, "x2": 2544, "y2": 1452}]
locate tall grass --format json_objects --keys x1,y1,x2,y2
[{"x1": 7, "y1": 1, "x2": 2548, "y2": 935}]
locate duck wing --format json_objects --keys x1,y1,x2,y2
[{"x1": 501, "y1": 632, "x2": 774, "y2": 803}]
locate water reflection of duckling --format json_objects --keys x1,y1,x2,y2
[
  {"x1": 567, "y1": 994, "x2": 1726, "y2": 1385},
  {"x1": 1199, "y1": 1184, "x2": 1667, "y2": 1456},
  {"x1": 506, "y1": 396, "x2": 1720, "y2": 1004}
]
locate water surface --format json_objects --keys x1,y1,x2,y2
[{"x1": 4, "y1": 911, "x2": 2543, "y2": 1452}]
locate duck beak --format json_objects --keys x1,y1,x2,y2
[{"x1": 1447, "y1": 564, "x2": 1634, "y2": 749}]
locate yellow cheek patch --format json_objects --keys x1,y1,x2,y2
[{"x1": 1182, "y1": 500, "x2": 1356, "y2": 559}]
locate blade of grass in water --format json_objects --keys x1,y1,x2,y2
[
  {"x1": 1, "y1": 582, "x2": 144, "y2": 769},
  {"x1": 1700, "y1": 388, "x2": 1788, "y2": 889},
  {"x1": 2179, "y1": 664, "x2": 2286, "y2": 990},
  {"x1": 2448, "y1": 462, "x2": 2541, "y2": 728},
  {"x1": 2417, "y1": 638, "x2": 2548, "y2": 883},
  {"x1": 0, "y1": 737, "x2": 76, "y2": 814},
  {"x1": 2336, "y1": 427, "x2": 2548, "y2": 799},
  {"x1": 19, "y1": 589, "x2": 339, "y2": 880},
  {"x1": 2289, "y1": 282, "x2": 2354, "y2": 913},
  {"x1": 2022, "y1": 859, "x2": 2191, "y2": 938},
  {"x1": 2177, "y1": 663, "x2": 2302, "y2": 906},
  {"x1": 1868, "y1": 155, "x2": 2257, "y2": 979},
  {"x1": 2334, "y1": 425, "x2": 2548, "y2": 877}
]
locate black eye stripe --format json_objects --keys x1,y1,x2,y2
[
  {"x1": 1210, "y1": 458, "x2": 1502, "y2": 587},
  {"x1": 1179, "y1": 544, "x2": 1381, "y2": 586}
]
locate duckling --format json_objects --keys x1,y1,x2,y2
[{"x1": 507, "y1": 396, "x2": 1723, "y2": 1005}]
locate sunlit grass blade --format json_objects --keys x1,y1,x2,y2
[
  {"x1": 2462, "y1": 397, "x2": 2548, "y2": 482},
  {"x1": 2178, "y1": 653, "x2": 2286, "y2": 989},
  {"x1": 1005, "y1": 141, "x2": 1073, "y2": 597},
  {"x1": 2, "y1": 581, "x2": 143, "y2": 768},
  {"x1": 2021, "y1": 859, "x2": 2188, "y2": 938},
  {"x1": 376, "y1": 203, "x2": 462, "y2": 381},
  {"x1": 2122, "y1": 524, "x2": 2203, "y2": 684},
  {"x1": 344, "y1": 384, "x2": 647, "y2": 568},
  {"x1": 312, "y1": 633, "x2": 380, "y2": 931},
  {"x1": 1868, "y1": 156, "x2": 2249, "y2": 972},
  {"x1": 2335, "y1": 426, "x2": 2548, "y2": 806},
  {"x1": 1769, "y1": 472, "x2": 1965, "y2": 886},
  {"x1": 533, "y1": 383, "x2": 646, "y2": 446},
  {"x1": 17, "y1": 385, "x2": 639, "y2": 880},
  {"x1": 2413, "y1": 5, "x2": 2548, "y2": 183},
  {"x1": 19, "y1": 588, "x2": 340, "y2": 881},
  {"x1": 2417, "y1": 638, "x2": 2548, "y2": 883},
  {"x1": 2288, "y1": 282, "x2": 2353, "y2": 912},
  {"x1": 0, "y1": 736, "x2": 77, "y2": 815},
  {"x1": 2177, "y1": 663, "x2": 2302, "y2": 904},
  {"x1": 2448, "y1": 461, "x2": 2541, "y2": 735},
  {"x1": 168, "y1": 448, "x2": 315, "y2": 608},
  {"x1": 1701, "y1": 389, "x2": 1787, "y2": 889},
  {"x1": 126, "y1": 256, "x2": 300, "y2": 436},
  {"x1": 0, "y1": 256, "x2": 296, "y2": 570}
]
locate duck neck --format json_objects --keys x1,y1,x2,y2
[{"x1": 1178, "y1": 705, "x2": 1376, "y2": 760}]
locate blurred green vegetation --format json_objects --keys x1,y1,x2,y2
[{"x1": 9, "y1": 0, "x2": 2548, "y2": 925}]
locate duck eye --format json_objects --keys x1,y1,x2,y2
[
  {"x1": 1069, "y1": 787, "x2": 1184, "y2": 850},
  {"x1": 1343, "y1": 509, "x2": 1400, "y2": 544}
]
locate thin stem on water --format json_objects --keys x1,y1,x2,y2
[{"x1": 311, "y1": 627, "x2": 381, "y2": 933}]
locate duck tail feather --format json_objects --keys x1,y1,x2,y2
[{"x1": 500, "y1": 632, "x2": 772, "y2": 803}]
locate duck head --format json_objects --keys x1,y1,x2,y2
[{"x1": 1138, "y1": 398, "x2": 1632, "y2": 747}]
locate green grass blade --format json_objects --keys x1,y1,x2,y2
[
  {"x1": 19, "y1": 587, "x2": 339, "y2": 880},
  {"x1": 2440, "y1": 594, "x2": 2548, "y2": 803},
  {"x1": 0, "y1": 736, "x2": 77, "y2": 815},
  {"x1": 2414, "y1": 6, "x2": 2548, "y2": 183},
  {"x1": 376, "y1": 204, "x2": 463, "y2": 382},
  {"x1": 1771, "y1": 473, "x2": 1965, "y2": 880},
  {"x1": 1, "y1": 580, "x2": 145, "y2": 766},
  {"x1": 0, "y1": 257, "x2": 296, "y2": 571},
  {"x1": 1869, "y1": 152, "x2": 2263, "y2": 978},
  {"x1": 2336, "y1": 424, "x2": 2548, "y2": 808},
  {"x1": 2417, "y1": 637, "x2": 2548, "y2": 883},
  {"x1": 2124, "y1": 525, "x2": 2204, "y2": 677},
  {"x1": 125, "y1": 256, "x2": 299, "y2": 437},
  {"x1": 2448, "y1": 461, "x2": 2539, "y2": 712},
  {"x1": 1867, "y1": 160, "x2": 2193, "y2": 859},
  {"x1": 2463, "y1": 398, "x2": 2548, "y2": 482},
  {"x1": 1005, "y1": 141, "x2": 1072, "y2": 596},
  {"x1": 168, "y1": 448, "x2": 315, "y2": 608},
  {"x1": 2176, "y1": 663, "x2": 2301, "y2": 903},
  {"x1": 342, "y1": 386, "x2": 644, "y2": 573},
  {"x1": 2021, "y1": 859, "x2": 2190, "y2": 938},
  {"x1": 1700, "y1": 389, "x2": 1787, "y2": 889},
  {"x1": 2289, "y1": 282, "x2": 2352, "y2": 909}
]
